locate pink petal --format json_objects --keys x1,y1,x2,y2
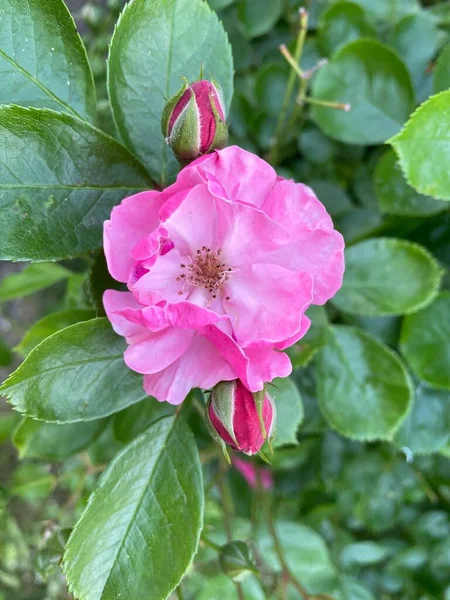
[
  {"x1": 274, "y1": 315, "x2": 311, "y2": 350},
  {"x1": 124, "y1": 327, "x2": 194, "y2": 375},
  {"x1": 262, "y1": 179, "x2": 345, "y2": 305},
  {"x1": 104, "y1": 191, "x2": 165, "y2": 283},
  {"x1": 103, "y1": 290, "x2": 148, "y2": 343},
  {"x1": 202, "y1": 325, "x2": 292, "y2": 392},
  {"x1": 130, "y1": 249, "x2": 188, "y2": 305},
  {"x1": 165, "y1": 302, "x2": 228, "y2": 329},
  {"x1": 225, "y1": 266, "x2": 313, "y2": 346},
  {"x1": 143, "y1": 335, "x2": 236, "y2": 405}
]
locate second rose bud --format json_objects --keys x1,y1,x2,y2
[
  {"x1": 161, "y1": 79, "x2": 228, "y2": 164},
  {"x1": 206, "y1": 380, "x2": 275, "y2": 459}
]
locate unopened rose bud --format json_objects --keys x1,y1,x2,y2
[
  {"x1": 219, "y1": 541, "x2": 258, "y2": 582},
  {"x1": 161, "y1": 79, "x2": 228, "y2": 164},
  {"x1": 206, "y1": 380, "x2": 275, "y2": 457}
]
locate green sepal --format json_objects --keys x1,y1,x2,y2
[
  {"x1": 160, "y1": 78, "x2": 189, "y2": 137},
  {"x1": 258, "y1": 450, "x2": 272, "y2": 465},
  {"x1": 219, "y1": 541, "x2": 258, "y2": 582},
  {"x1": 204, "y1": 394, "x2": 231, "y2": 465},
  {"x1": 169, "y1": 91, "x2": 201, "y2": 162},
  {"x1": 210, "y1": 381, "x2": 238, "y2": 446},
  {"x1": 253, "y1": 387, "x2": 267, "y2": 441},
  {"x1": 208, "y1": 84, "x2": 228, "y2": 153}
]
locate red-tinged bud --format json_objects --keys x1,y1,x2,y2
[
  {"x1": 161, "y1": 79, "x2": 228, "y2": 164},
  {"x1": 206, "y1": 380, "x2": 275, "y2": 457}
]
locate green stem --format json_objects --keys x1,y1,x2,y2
[
  {"x1": 269, "y1": 8, "x2": 308, "y2": 164},
  {"x1": 201, "y1": 534, "x2": 222, "y2": 552},
  {"x1": 176, "y1": 585, "x2": 184, "y2": 600}
]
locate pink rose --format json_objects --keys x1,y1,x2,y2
[{"x1": 103, "y1": 146, "x2": 344, "y2": 405}]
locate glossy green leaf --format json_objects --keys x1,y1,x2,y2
[
  {"x1": 318, "y1": 1, "x2": 376, "y2": 55},
  {"x1": 317, "y1": 326, "x2": 413, "y2": 440},
  {"x1": 108, "y1": 0, "x2": 233, "y2": 184},
  {"x1": 0, "y1": 0, "x2": 96, "y2": 120},
  {"x1": 340, "y1": 542, "x2": 392, "y2": 568},
  {"x1": 375, "y1": 149, "x2": 446, "y2": 217},
  {"x1": 113, "y1": 398, "x2": 174, "y2": 444},
  {"x1": 389, "y1": 91, "x2": 450, "y2": 201},
  {"x1": 13, "y1": 418, "x2": 106, "y2": 459},
  {"x1": 0, "y1": 263, "x2": 70, "y2": 302},
  {"x1": 254, "y1": 64, "x2": 289, "y2": 119},
  {"x1": 332, "y1": 238, "x2": 442, "y2": 316},
  {"x1": 257, "y1": 521, "x2": 337, "y2": 594},
  {"x1": 350, "y1": 0, "x2": 419, "y2": 24},
  {"x1": 394, "y1": 382, "x2": 450, "y2": 454},
  {"x1": 400, "y1": 292, "x2": 450, "y2": 390},
  {"x1": 271, "y1": 377, "x2": 303, "y2": 448},
  {"x1": 390, "y1": 13, "x2": 440, "y2": 100},
  {"x1": 434, "y1": 42, "x2": 450, "y2": 93},
  {"x1": 208, "y1": 0, "x2": 235, "y2": 9},
  {"x1": 63, "y1": 416, "x2": 204, "y2": 600},
  {"x1": 15, "y1": 309, "x2": 95, "y2": 357},
  {"x1": 311, "y1": 39, "x2": 414, "y2": 145},
  {"x1": 237, "y1": 0, "x2": 283, "y2": 39},
  {"x1": 0, "y1": 106, "x2": 152, "y2": 261},
  {"x1": 1, "y1": 318, "x2": 150, "y2": 423}
]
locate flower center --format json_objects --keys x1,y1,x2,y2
[{"x1": 177, "y1": 247, "x2": 233, "y2": 299}]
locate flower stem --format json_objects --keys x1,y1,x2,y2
[
  {"x1": 269, "y1": 8, "x2": 309, "y2": 164},
  {"x1": 201, "y1": 534, "x2": 222, "y2": 552},
  {"x1": 302, "y1": 96, "x2": 351, "y2": 112}
]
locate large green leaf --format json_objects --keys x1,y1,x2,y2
[
  {"x1": 271, "y1": 377, "x2": 303, "y2": 448},
  {"x1": 350, "y1": 0, "x2": 419, "y2": 24},
  {"x1": 332, "y1": 238, "x2": 442, "y2": 316},
  {"x1": 237, "y1": 0, "x2": 283, "y2": 39},
  {"x1": 311, "y1": 39, "x2": 414, "y2": 145},
  {"x1": 0, "y1": 0, "x2": 96, "y2": 120},
  {"x1": 318, "y1": 1, "x2": 376, "y2": 56},
  {"x1": 63, "y1": 416, "x2": 204, "y2": 600},
  {"x1": 0, "y1": 106, "x2": 152, "y2": 261},
  {"x1": 108, "y1": 0, "x2": 233, "y2": 185},
  {"x1": 317, "y1": 326, "x2": 413, "y2": 440},
  {"x1": 0, "y1": 318, "x2": 150, "y2": 423},
  {"x1": 0, "y1": 263, "x2": 70, "y2": 302},
  {"x1": 400, "y1": 292, "x2": 450, "y2": 390},
  {"x1": 15, "y1": 309, "x2": 95, "y2": 357},
  {"x1": 389, "y1": 91, "x2": 450, "y2": 201},
  {"x1": 13, "y1": 418, "x2": 106, "y2": 459},
  {"x1": 113, "y1": 398, "x2": 174, "y2": 444},
  {"x1": 375, "y1": 149, "x2": 446, "y2": 217},
  {"x1": 394, "y1": 382, "x2": 450, "y2": 454}
]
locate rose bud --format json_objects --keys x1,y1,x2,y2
[
  {"x1": 161, "y1": 79, "x2": 228, "y2": 164},
  {"x1": 206, "y1": 380, "x2": 275, "y2": 458}
]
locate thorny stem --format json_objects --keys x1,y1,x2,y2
[{"x1": 270, "y1": 8, "x2": 308, "y2": 164}]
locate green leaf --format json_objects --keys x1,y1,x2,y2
[
  {"x1": 311, "y1": 39, "x2": 414, "y2": 145},
  {"x1": 0, "y1": 339, "x2": 13, "y2": 368},
  {"x1": 350, "y1": 0, "x2": 419, "y2": 24},
  {"x1": 13, "y1": 418, "x2": 106, "y2": 459},
  {"x1": 317, "y1": 326, "x2": 413, "y2": 440},
  {"x1": 113, "y1": 398, "x2": 174, "y2": 444},
  {"x1": 393, "y1": 382, "x2": 450, "y2": 454},
  {"x1": 340, "y1": 542, "x2": 392, "y2": 568},
  {"x1": 1, "y1": 318, "x2": 150, "y2": 423},
  {"x1": 0, "y1": 263, "x2": 70, "y2": 302},
  {"x1": 257, "y1": 521, "x2": 337, "y2": 594},
  {"x1": 375, "y1": 149, "x2": 446, "y2": 217},
  {"x1": 308, "y1": 180, "x2": 353, "y2": 218},
  {"x1": 0, "y1": 411, "x2": 21, "y2": 443},
  {"x1": 400, "y1": 292, "x2": 450, "y2": 390},
  {"x1": 88, "y1": 251, "x2": 123, "y2": 317},
  {"x1": 271, "y1": 377, "x2": 303, "y2": 448},
  {"x1": 0, "y1": 106, "x2": 152, "y2": 261},
  {"x1": 332, "y1": 238, "x2": 442, "y2": 316},
  {"x1": 108, "y1": 0, "x2": 233, "y2": 184},
  {"x1": 208, "y1": 0, "x2": 235, "y2": 8},
  {"x1": 389, "y1": 91, "x2": 450, "y2": 201},
  {"x1": 63, "y1": 416, "x2": 204, "y2": 600},
  {"x1": 318, "y1": 1, "x2": 376, "y2": 56},
  {"x1": 0, "y1": 0, "x2": 96, "y2": 120},
  {"x1": 15, "y1": 309, "x2": 95, "y2": 357},
  {"x1": 434, "y1": 42, "x2": 450, "y2": 93},
  {"x1": 237, "y1": 0, "x2": 283, "y2": 39},
  {"x1": 389, "y1": 13, "x2": 440, "y2": 100},
  {"x1": 254, "y1": 64, "x2": 289, "y2": 119}
]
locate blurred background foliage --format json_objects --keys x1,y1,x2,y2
[{"x1": 1, "y1": 0, "x2": 450, "y2": 598}]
